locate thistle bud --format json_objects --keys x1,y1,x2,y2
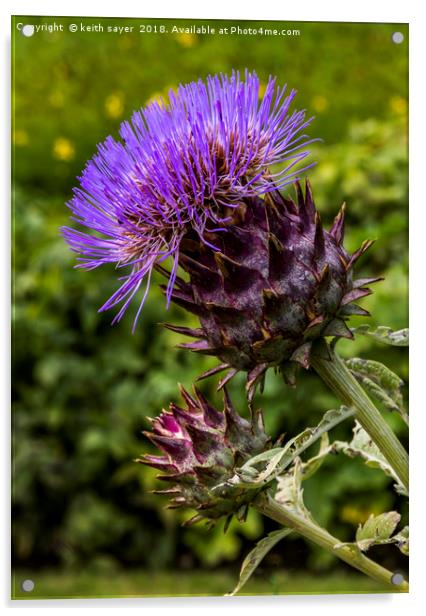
[{"x1": 137, "y1": 387, "x2": 270, "y2": 522}]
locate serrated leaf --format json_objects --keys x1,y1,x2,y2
[
  {"x1": 393, "y1": 526, "x2": 409, "y2": 555},
  {"x1": 339, "y1": 517, "x2": 408, "y2": 555},
  {"x1": 226, "y1": 406, "x2": 355, "y2": 489},
  {"x1": 275, "y1": 458, "x2": 313, "y2": 521},
  {"x1": 332, "y1": 422, "x2": 407, "y2": 496},
  {"x1": 241, "y1": 449, "x2": 286, "y2": 485},
  {"x1": 227, "y1": 528, "x2": 292, "y2": 596},
  {"x1": 334, "y1": 523, "x2": 408, "y2": 556},
  {"x1": 346, "y1": 358, "x2": 408, "y2": 425},
  {"x1": 302, "y1": 432, "x2": 330, "y2": 481},
  {"x1": 276, "y1": 435, "x2": 333, "y2": 517},
  {"x1": 352, "y1": 325, "x2": 409, "y2": 347},
  {"x1": 346, "y1": 358, "x2": 404, "y2": 394},
  {"x1": 356, "y1": 511, "x2": 401, "y2": 551}
]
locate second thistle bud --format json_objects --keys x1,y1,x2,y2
[{"x1": 138, "y1": 387, "x2": 270, "y2": 523}]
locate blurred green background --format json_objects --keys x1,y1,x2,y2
[{"x1": 12, "y1": 16, "x2": 408, "y2": 598}]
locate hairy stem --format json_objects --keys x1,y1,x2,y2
[
  {"x1": 256, "y1": 493, "x2": 408, "y2": 591},
  {"x1": 310, "y1": 344, "x2": 409, "y2": 492}
]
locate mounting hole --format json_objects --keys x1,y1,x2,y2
[
  {"x1": 392, "y1": 32, "x2": 404, "y2": 44},
  {"x1": 21, "y1": 579, "x2": 35, "y2": 592},
  {"x1": 21, "y1": 25, "x2": 35, "y2": 37},
  {"x1": 391, "y1": 572, "x2": 405, "y2": 586}
]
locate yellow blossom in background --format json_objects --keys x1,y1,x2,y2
[
  {"x1": 53, "y1": 138, "x2": 75, "y2": 162},
  {"x1": 311, "y1": 95, "x2": 329, "y2": 113},
  {"x1": 105, "y1": 92, "x2": 125, "y2": 119},
  {"x1": 13, "y1": 130, "x2": 29, "y2": 146},
  {"x1": 340, "y1": 505, "x2": 381, "y2": 526},
  {"x1": 145, "y1": 85, "x2": 178, "y2": 108},
  {"x1": 176, "y1": 33, "x2": 197, "y2": 48},
  {"x1": 145, "y1": 91, "x2": 168, "y2": 108},
  {"x1": 389, "y1": 96, "x2": 407, "y2": 116},
  {"x1": 145, "y1": 85, "x2": 177, "y2": 107}
]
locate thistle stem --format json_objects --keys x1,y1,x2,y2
[
  {"x1": 256, "y1": 493, "x2": 408, "y2": 591},
  {"x1": 310, "y1": 345, "x2": 409, "y2": 492}
]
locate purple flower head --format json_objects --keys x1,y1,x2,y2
[{"x1": 62, "y1": 70, "x2": 316, "y2": 330}]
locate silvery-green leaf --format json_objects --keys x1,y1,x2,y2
[
  {"x1": 393, "y1": 526, "x2": 409, "y2": 555},
  {"x1": 351, "y1": 325, "x2": 408, "y2": 347},
  {"x1": 302, "y1": 433, "x2": 331, "y2": 481},
  {"x1": 335, "y1": 522, "x2": 408, "y2": 556},
  {"x1": 332, "y1": 422, "x2": 407, "y2": 496},
  {"x1": 227, "y1": 528, "x2": 292, "y2": 596},
  {"x1": 275, "y1": 458, "x2": 313, "y2": 521},
  {"x1": 346, "y1": 358, "x2": 408, "y2": 425},
  {"x1": 239, "y1": 447, "x2": 286, "y2": 467},
  {"x1": 229, "y1": 406, "x2": 355, "y2": 489},
  {"x1": 356, "y1": 511, "x2": 401, "y2": 551}
]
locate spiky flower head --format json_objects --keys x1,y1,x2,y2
[
  {"x1": 164, "y1": 181, "x2": 381, "y2": 400},
  {"x1": 62, "y1": 70, "x2": 315, "y2": 328},
  {"x1": 138, "y1": 386, "x2": 270, "y2": 522}
]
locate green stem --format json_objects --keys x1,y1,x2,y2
[
  {"x1": 256, "y1": 493, "x2": 408, "y2": 591},
  {"x1": 310, "y1": 345, "x2": 409, "y2": 492}
]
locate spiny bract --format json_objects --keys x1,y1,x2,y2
[
  {"x1": 162, "y1": 180, "x2": 381, "y2": 400},
  {"x1": 138, "y1": 386, "x2": 270, "y2": 523}
]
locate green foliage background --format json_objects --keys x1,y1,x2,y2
[{"x1": 12, "y1": 16, "x2": 408, "y2": 594}]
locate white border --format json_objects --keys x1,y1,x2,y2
[
  {"x1": 0, "y1": 0, "x2": 419, "y2": 22},
  {"x1": 3, "y1": 0, "x2": 425, "y2": 613}
]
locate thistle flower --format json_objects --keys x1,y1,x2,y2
[
  {"x1": 62, "y1": 70, "x2": 315, "y2": 328},
  {"x1": 138, "y1": 386, "x2": 270, "y2": 522},
  {"x1": 165, "y1": 181, "x2": 381, "y2": 400}
]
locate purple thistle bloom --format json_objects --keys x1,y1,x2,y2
[{"x1": 62, "y1": 70, "x2": 316, "y2": 329}]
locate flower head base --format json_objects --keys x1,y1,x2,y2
[
  {"x1": 163, "y1": 181, "x2": 382, "y2": 400},
  {"x1": 138, "y1": 386, "x2": 270, "y2": 522},
  {"x1": 62, "y1": 71, "x2": 315, "y2": 328}
]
